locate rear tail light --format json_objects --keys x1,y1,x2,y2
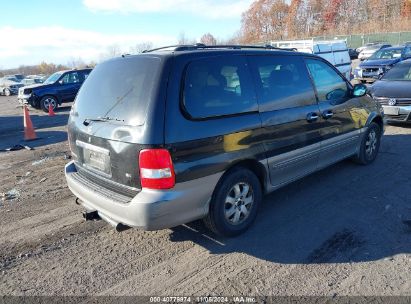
[{"x1": 139, "y1": 149, "x2": 175, "y2": 189}]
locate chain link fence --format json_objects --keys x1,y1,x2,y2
[{"x1": 313, "y1": 32, "x2": 411, "y2": 48}]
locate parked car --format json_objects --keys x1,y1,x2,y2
[
  {"x1": 369, "y1": 59, "x2": 411, "y2": 123},
  {"x1": 270, "y1": 39, "x2": 352, "y2": 79},
  {"x1": 22, "y1": 78, "x2": 43, "y2": 86},
  {"x1": 18, "y1": 68, "x2": 92, "y2": 112},
  {"x1": 65, "y1": 45, "x2": 384, "y2": 237},
  {"x1": 4, "y1": 76, "x2": 21, "y2": 83},
  {"x1": 4, "y1": 74, "x2": 25, "y2": 81},
  {"x1": 356, "y1": 42, "x2": 385, "y2": 54},
  {"x1": 358, "y1": 44, "x2": 391, "y2": 61},
  {"x1": 353, "y1": 45, "x2": 411, "y2": 83},
  {"x1": 0, "y1": 78, "x2": 24, "y2": 96},
  {"x1": 349, "y1": 48, "x2": 359, "y2": 59}
]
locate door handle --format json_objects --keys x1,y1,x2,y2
[
  {"x1": 322, "y1": 110, "x2": 334, "y2": 119},
  {"x1": 306, "y1": 112, "x2": 319, "y2": 122}
]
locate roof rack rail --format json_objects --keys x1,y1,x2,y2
[{"x1": 142, "y1": 43, "x2": 296, "y2": 53}]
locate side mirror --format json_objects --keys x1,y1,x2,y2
[{"x1": 353, "y1": 83, "x2": 367, "y2": 97}]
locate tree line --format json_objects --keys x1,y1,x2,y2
[{"x1": 239, "y1": 0, "x2": 411, "y2": 43}]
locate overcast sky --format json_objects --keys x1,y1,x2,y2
[{"x1": 0, "y1": 0, "x2": 253, "y2": 69}]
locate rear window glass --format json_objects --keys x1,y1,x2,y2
[
  {"x1": 182, "y1": 56, "x2": 257, "y2": 119},
  {"x1": 75, "y1": 57, "x2": 160, "y2": 126}
]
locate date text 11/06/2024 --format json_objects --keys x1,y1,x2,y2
[{"x1": 149, "y1": 296, "x2": 257, "y2": 303}]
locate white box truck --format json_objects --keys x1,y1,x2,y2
[{"x1": 270, "y1": 39, "x2": 352, "y2": 80}]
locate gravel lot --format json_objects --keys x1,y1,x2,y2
[{"x1": 0, "y1": 95, "x2": 410, "y2": 297}]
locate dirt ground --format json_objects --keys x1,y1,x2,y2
[{"x1": 0, "y1": 95, "x2": 410, "y2": 297}]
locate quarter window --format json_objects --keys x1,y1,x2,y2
[
  {"x1": 305, "y1": 59, "x2": 348, "y2": 102},
  {"x1": 183, "y1": 56, "x2": 257, "y2": 119},
  {"x1": 250, "y1": 55, "x2": 316, "y2": 111}
]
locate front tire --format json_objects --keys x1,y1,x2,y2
[
  {"x1": 204, "y1": 168, "x2": 262, "y2": 237},
  {"x1": 40, "y1": 95, "x2": 57, "y2": 113},
  {"x1": 4, "y1": 88, "x2": 11, "y2": 96},
  {"x1": 353, "y1": 122, "x2": 381, "y2": 165},
  {"x1": 30, "y1": 99, "x2": 40, "y2": 109}
]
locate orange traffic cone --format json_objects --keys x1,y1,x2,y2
[
  {"x1": 48, "y1": 104, "x2": 55, "y2": 116},
  {"x1": 23, "y1": 105, "x2": 37, "y2": 141}
]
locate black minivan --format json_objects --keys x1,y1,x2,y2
[{"x1": 65, "y1": 45, "x2": 384, "y2": 236}]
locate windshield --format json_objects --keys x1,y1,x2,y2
[
  {"x1": 74, "y1": 56, "x2": 161, "y2": 126},
  {"x1": 44, "y1": 72, "x2": 63, "y2": 84},
  {"x1": 381, "y1": 63, "x2": 411, "y2": 81},
  {"x1": 368, "y1": 48, "x2": 402, "y2": 60}
]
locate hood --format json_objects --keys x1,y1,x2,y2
[
  {"x1": 369, "y1": 80, "x2": 411, "y2": 98},
  {"x1": 23, "y1": 82, "x2": 54, "y2": 90},
  {"x1": 360, "y1": 58, "x2": 399, "y2": 67}
]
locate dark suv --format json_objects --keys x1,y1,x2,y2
[
  {"x1": 18, "y1": 68, "x2": 92, "y2": 112},
  {"x1": 65, "y1": 45, "x2": 384, "y2": 236},
  {"x1": 354, "y1": 45, "x2": 411, "y2": 82}
]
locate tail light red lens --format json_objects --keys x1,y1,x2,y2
[{"x1": 139, "y1": 149, "x2": 175, "y2": 189}]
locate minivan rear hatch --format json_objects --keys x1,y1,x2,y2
[{"x1": 67, "y1": 55, "x2": 166, "y2": 190}]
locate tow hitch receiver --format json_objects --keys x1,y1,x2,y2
[{"x1": 82, "y1": 211, "x2": 100, "y2": 221}]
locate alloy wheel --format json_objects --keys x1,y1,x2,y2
[{"x1": 224, "y1": 182, "x2": 254, "y2": 225}]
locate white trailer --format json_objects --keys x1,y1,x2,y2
[{"x1": 270, "y1": 39, "x2": 352, "y2": 80}]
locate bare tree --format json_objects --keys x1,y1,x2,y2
[
  {"x1": 130, "y1": 42, "x2": 153, "y2": 53},
  {"x1": 99, "y1": 44, "x2": 122, "y2": 61},
  {"x1": 177, "y1": 31, "x2": 196, "y2": 45},
  {"x1": 178, "y1": 31, "x2": 188, "y2": 44},
  {"x1": 200, "y1": 33, "x2": 217, "y2": 45},
  {"x1": 67, "y1": 57, "x2": 86, "y2": 69}
]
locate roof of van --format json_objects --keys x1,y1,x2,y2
[
  {"x1": 118, "y1": 44, "x2": 320, "y2": 59},
  {"x1": 142, "y1": 44, "x2": 297, "y2": 53}
]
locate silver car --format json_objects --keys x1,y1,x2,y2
[{"x1": 0, "y1": 78, "x2": 24, "y2": 96}]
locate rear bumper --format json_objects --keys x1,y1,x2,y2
[{"x1": 65, "y1": 161, "x2": 221, "y2": 230}]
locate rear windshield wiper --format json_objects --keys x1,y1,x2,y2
[{"x1": 83, "y1": 116, "x2": 124, "y2": 126}]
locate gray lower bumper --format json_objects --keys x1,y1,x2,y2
[
  {"x1": 65, "y1": 161, "x2": 221, "y2": 230},
  {"x1": 383, "y1": 105, "x2": 411, "y2": 123}
]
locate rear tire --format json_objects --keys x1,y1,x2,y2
[
  {"x1": 40, "y1": 95, "x2": 57, "y2": 113},
  {"x1": 353, "y1": 122, "x2": 381, "y2": 165},
  {"x1": 204, "y1": 167, "x2": 262, "y2": 237},
  {"x1": 4, "y1": 88, "x2": 11, "y2": 96}
]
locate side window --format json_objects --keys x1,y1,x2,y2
[
  {"x1": 305, "y1": 59, "x2": 348, "y2": 102},
  {"x1": 61, "y1": 72, "x2": 80, "y2": 85},
  {"x1": 403, "y1": 46, "x2": 411, "y2": 58},
  {"x1": 250, "y1": 55, "x2": 316, "y2": 111},
  {"x1": 183, "y1": 56, "x2": 257, "y2": 119},
  {"x1": 81, "y1": 71, "x2": 90, "y2": 82}
]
